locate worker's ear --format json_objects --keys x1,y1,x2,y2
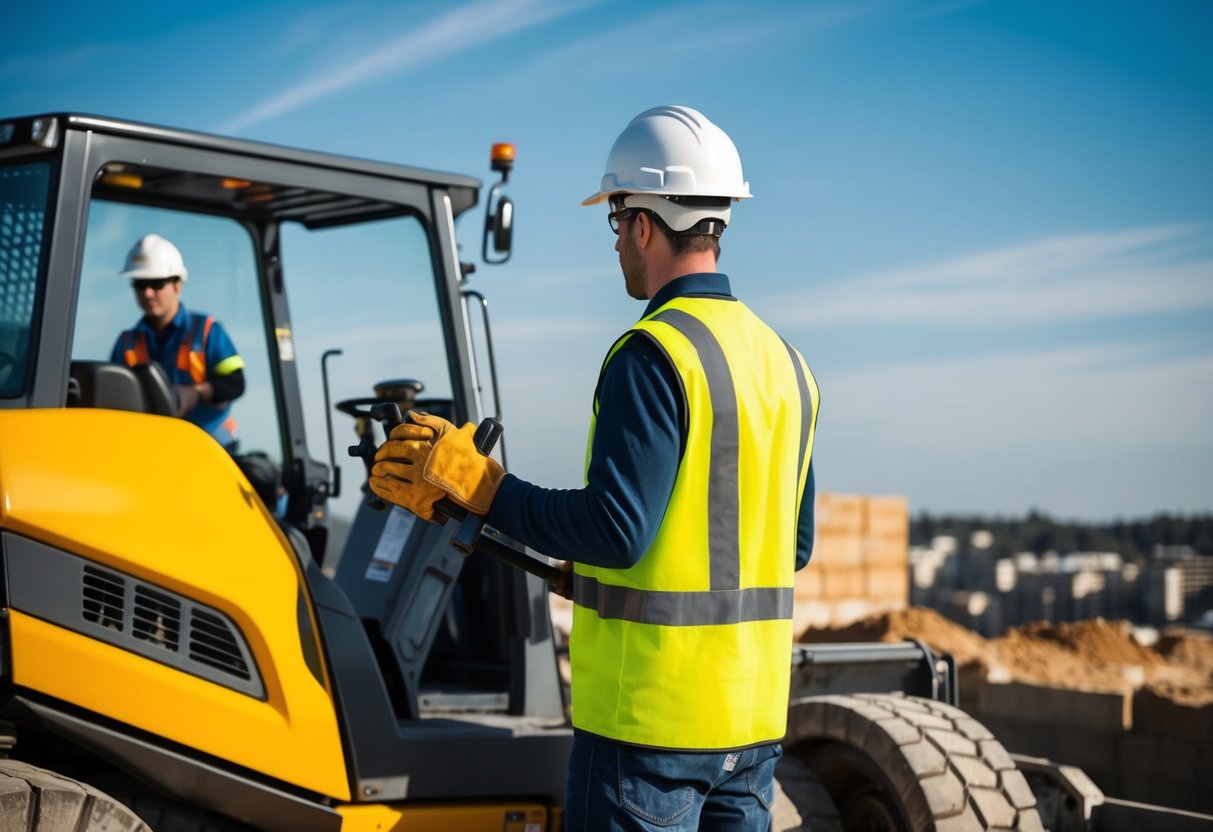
[{"x1": 636, "y1": 210, "x2": 652, "y2": 248}]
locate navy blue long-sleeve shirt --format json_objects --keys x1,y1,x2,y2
[{"x1": 488, "y1": 273, "x2": 815, "y2": 571}]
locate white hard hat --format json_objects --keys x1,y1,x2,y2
[
  {"x1": 582, "y1": 105, "x2": 751, "y2": 233},
  {"x1": 121, "y1": 234, "x2": 188, "y2": 282}
]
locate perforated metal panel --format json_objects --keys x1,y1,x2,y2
[
  {"x1": 0, "y1": 163, "x2": 47, "y2": 325},
  {"x1": 0, "y1": 162, "x2": 49, "y2": 396}
]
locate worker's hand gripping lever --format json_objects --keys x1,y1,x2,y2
[
  {"x1": 350, "y1": 411, "x2": 562, "y2": 584},
  {"x1": 347, "y1": 401, "x2": 405, "y2": 511},
  {"x1": 441, "y1": 419, "x2": 564, "y2": 585},
  {"x1": 445, "y1": 418, "x2": 503, "y2": 554}
]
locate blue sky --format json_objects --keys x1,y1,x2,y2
[{"x1": 5, "y1": 0, "x2": 1212, "y2": 521}]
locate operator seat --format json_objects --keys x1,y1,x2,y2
[
  {"x1": 130, "y1": 362, "x2": 176, "y2": 416},
  {"x1": 67, "y1": 360, "x2": 177, "y2": 416}
]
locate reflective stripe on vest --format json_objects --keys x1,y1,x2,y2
[
  {"x1": 570, "y1": 295, "x2": 819, "y2": 750},
  {"x1": 122, "y1": 330, "x2": 150, "y2": 367},
  {"x1": 176, "y1": 315, "x2": 213, "y2": 385},
  {"x1": 573, "y1": 576, "x2": 795, "y2": 625}
]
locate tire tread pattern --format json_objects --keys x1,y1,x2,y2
[
  {"x1": 788, "y1": 693, "x2": 1045, "y2": 832},
  {"x1": 0, "y1": 759, "x2": 151, "y2": 832}
]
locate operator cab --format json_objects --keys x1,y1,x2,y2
[{"x1": 0, "y1": 116, "x2": 561, "y2": 772}]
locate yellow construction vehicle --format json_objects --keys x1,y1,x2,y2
[{"x1": 0, "y1": 113, "x2": 567, "y2": 831}]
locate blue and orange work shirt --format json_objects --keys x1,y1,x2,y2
[{"x1": 110, "y1": 304, "x2": 244, "y2": 446}]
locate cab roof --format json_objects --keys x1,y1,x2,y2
[{"x1": 28, "y1": 113, "x2": 484, "y2": 223}]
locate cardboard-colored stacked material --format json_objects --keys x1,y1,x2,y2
[{"x1": 793, "y1": 494, "x2": 909, "y2": 637}]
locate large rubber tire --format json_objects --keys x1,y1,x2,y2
[
  {"x1": 0, "y1": 759, "x2": 150, "y2": 832},
  {"x1": 787, "y1": 694, "x2": 1044, "y2": 832},
  {"x1": 772, "y1": 754, "x2": 845, "y2": 832}
]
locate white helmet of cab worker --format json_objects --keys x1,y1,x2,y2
[
  {"x1": 582, "y1": 105, "x2": 751, "y2": 235},
  {"x1": 121, "y1": 234, "x2": 188, "y2": 282}
]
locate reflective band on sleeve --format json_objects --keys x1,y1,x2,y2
[
  {"x1": 573, "y1": 575, "x2": 794, "y2": 625},
  {"x1": 213, "y1": 355, "x2": 245, "y2": 376},
  {"x1": 649, "y1": 308, "x2": 740, "y2": 592}
]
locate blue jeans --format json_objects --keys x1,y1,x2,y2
[{"x1": 564, "y1": 733, "x2": 781, "y2": 831}]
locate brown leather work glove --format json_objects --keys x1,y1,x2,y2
[
  {"x1": 369, "y1": 412, "x2": 453, "y2": 522},
  {"x1": 422, "y1": 419, "x2": 505, "y2": 516}
]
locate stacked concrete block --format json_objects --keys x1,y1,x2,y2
[
  {"x1": 969, "y1": 679, "x2": 1211, "y2": 814},
  {"x1": 1122, "y1": 689, "x2": 1213, "y2": 813},
  {"x1": 971, "y1": 679, "x2": 1131, "y2": 797},
  {"x1": 794, "y1": 493, "x2": 909, "y2": 635}
]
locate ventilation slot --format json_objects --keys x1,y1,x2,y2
[
  {"x1": 133, "y1": 585, "x2": 182, "y2": 650},
  {"x1": 82, "y1": 566, "x2": 125, "y2": 631},
  {"x1": 189, "y1": 609, "x2": 250, "y2": 680}
]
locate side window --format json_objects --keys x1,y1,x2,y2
[
  {"x1": 74, "y1": 201, "x2": 282, "y2": 465},
  {"x1": 282, "y1": 217, "x2": 448, "y2": 532},
  {"x1": 0, "y1": 162, "x2": 51, "y2": 398}
]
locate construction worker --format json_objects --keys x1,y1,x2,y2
[
  {"x1": 370, "y1": 105, "x2": 818, "y2": 831},
  {"x1": 111, "y1": 234, "x2": 246, "y2": 449}
]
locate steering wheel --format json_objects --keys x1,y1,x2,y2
[
  {"x1": 336, "y1": 396, "x2": 409, "y2": 421},
  {"x1": 335, "y1": 378, "x2": 425, "y2": 421}
]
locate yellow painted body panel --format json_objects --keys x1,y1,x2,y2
[
  {"x1": 0, "y1": 409, "x2": 349, "y2": 799},
  {"x1": 338, "y1": 802, "x2": 549, "y2": 832}
]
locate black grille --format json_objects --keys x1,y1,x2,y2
[
  {"x1": 133, "y1": 585, "x2": 181, "y2": 650},
  {"x1": 189, "y1": 609, "x2": 251, "y2": 680},
  {"x1": 82, "y1": 566, "x2": 125, "y2": 630}
]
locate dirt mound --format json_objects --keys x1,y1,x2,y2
[
  {"x1": 1001, "y1": 618, "x2": 1161, "y2": 668},
  {"x1": 1153, "y1": 628, "x2": 1213, "y2": 673},
  {"x1": 802, "y1": 607, "x2": 1213, "y2": 705},
  {"x1": 1146, "y1": 629, "x2": 1213, "y2": 705},
  {"x1": 799, "y1": 606, "x2": 988, "y2": 665}
]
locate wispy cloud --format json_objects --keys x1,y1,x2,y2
[
  {"x1": 0, "y1": 43, "x2": 123, "y2": 81},
  {"x1": 499, "y1": 0, "x2": 882, "y2": 86},
  {"x1": 760, "y1": 224, "x2": 1213, "y2": 328},
  {"x1": 220, "y1": 0, "x2": 594, "y2": 133}
]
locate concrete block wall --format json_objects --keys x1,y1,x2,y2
[
  {"x1": 1122, "y1": 690, "x2": 1213, "y2": 812},
  {"x1": 794, "y1": 493, "x2": 909, "y2": 635},
  {"x1": 969, "y1": 678, "x2": 1212, "y2": 813}
]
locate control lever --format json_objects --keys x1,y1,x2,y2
[
  {"x1": 351, "y1": 411, "x2": 563, "y2": 584},
  {"x1": 447, "y1": 418, "x2": 504, "y2": 553},
  {"x1": 347, "y1": 401, "x2": 404, "y2": 511},
  {"x1": 444, "y1": 418, "x2": 563, "y2": 584}
]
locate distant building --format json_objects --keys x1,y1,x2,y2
[{"x1": 909, "y1": 529, "x2": 1211, "y2": 633}]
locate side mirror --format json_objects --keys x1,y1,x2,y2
[
  {"x1": 482, "y1": 143, "x2": 514, "y2": 265},
  {"x1": 489, "y1": 195, "x2": 513, "y2": 255}
]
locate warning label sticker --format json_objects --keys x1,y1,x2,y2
[{"x1": 365, "y1": 506, "x2": 416, "y2": 582}]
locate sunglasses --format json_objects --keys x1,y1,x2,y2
[{"x1": 131, "y1": 278, "x2": 175, "y2": 292}]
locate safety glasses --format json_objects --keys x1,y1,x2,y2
[
  {"x1": 607, "y1": 208, "x2": 641, "y2": 234},
  {"x1": 131, "y1": 278, "x2": 174, "y2": 292}
]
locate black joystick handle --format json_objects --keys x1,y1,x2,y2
[
  {"x1": 449, "y1": 417, "x2": 502, "y2": 553},
  {"x1": 347, "y1": 402, "x2": 405, "y2": 511},
  {"x1": 372, "y1": 402, "x2": 405, "y2": 433},
  {"x1": 472, "y1": 417, "x2": 503, "y2": 456}
]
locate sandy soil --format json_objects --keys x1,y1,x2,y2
[{"x1": 800, "y1": 608, "x2": 1213, "y2": 705}]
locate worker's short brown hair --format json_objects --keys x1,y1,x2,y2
[{"x1": 647, "y1": 212, "x2": 722, "y2": 259}]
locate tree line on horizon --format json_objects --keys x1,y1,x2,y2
[{"x1": 910, "y1": 510, "x2": 1213, "y2": 562}]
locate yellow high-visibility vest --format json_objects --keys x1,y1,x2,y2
[{"x1": 571, "y1": 294, "x2": 819, "y2": 750}]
